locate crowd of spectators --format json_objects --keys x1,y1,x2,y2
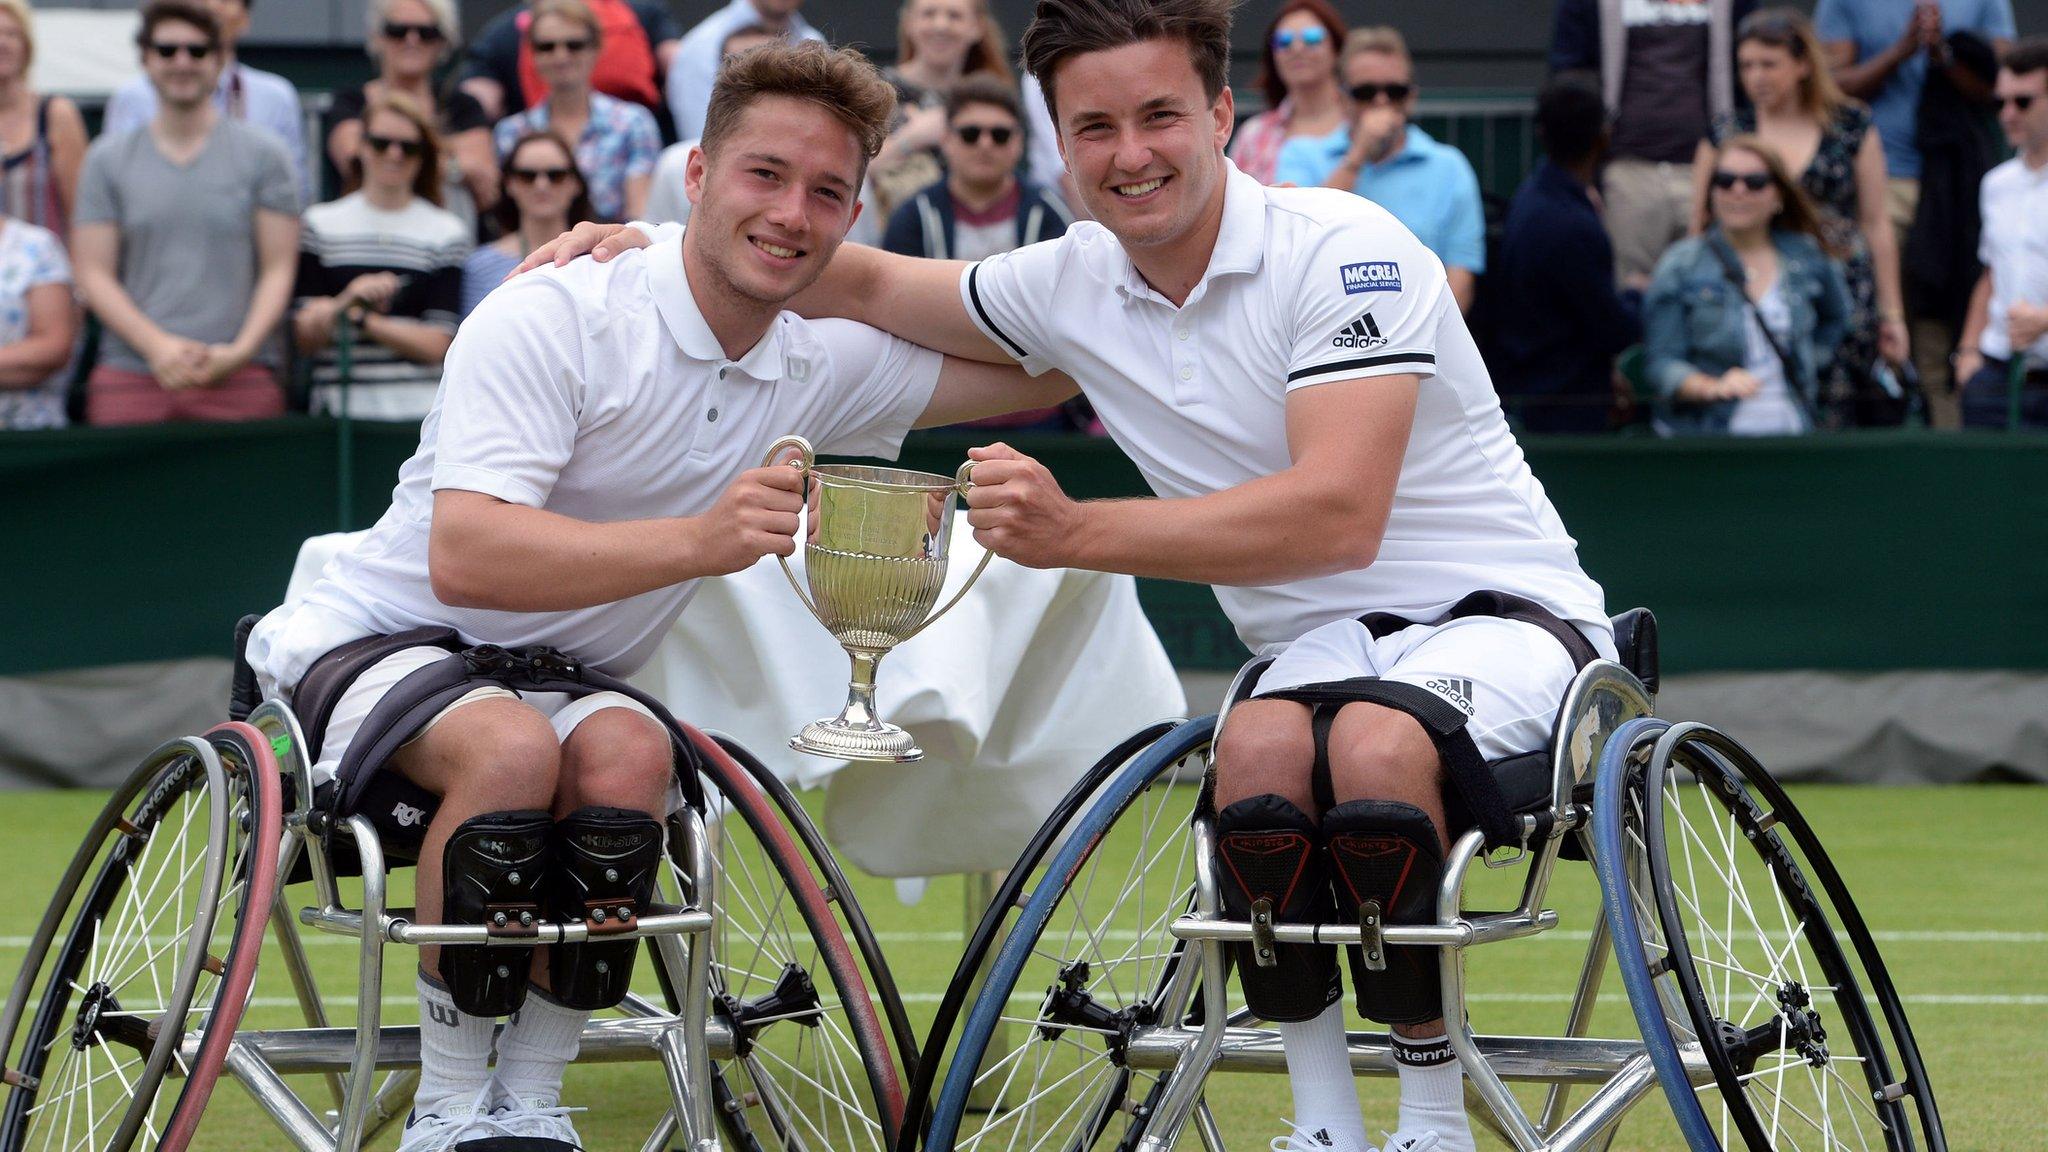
[{"x1": 0, "y1": 0, "x2": 2040, "y2": 436}]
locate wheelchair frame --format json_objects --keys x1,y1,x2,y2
[
  {"x1": 1, "y1": 696, "x2": 916, "y2": 1152},
  {"x1": 919, "y1": 653, "x2": 1943, "y2": 1152}
]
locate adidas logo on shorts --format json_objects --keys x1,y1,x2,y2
[
  {"x1": 1330, "y1": 314, "x2": 1388, "y2": 350},
  {"x1": 1424, "y1": 677, "x2": 1476, "y2": 716}
]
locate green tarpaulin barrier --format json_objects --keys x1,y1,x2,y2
[{"x1": 4, "y1": 421, "x2": 2042, "y2": 677}]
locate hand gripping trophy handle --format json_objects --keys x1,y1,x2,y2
[{"x1": 761, "y1": 435, "x2": 993, "y2": 761}]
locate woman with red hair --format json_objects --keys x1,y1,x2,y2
[{"x1": 1228, "y1": 0, "x2": 1347, "y2": 184}]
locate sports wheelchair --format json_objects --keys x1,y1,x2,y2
[
  {"x1": 909, "y1": 609, "x2": 1945, "y2": 1152},
  {"x1": 0, "y1": 625, "x2": 917, "y2": 1152}
]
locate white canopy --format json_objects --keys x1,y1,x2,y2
[{"x1": 30, "y1": 11, "x2": 143, "y2": 100}]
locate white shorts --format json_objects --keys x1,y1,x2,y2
[
  {"x1": 1254, "y1": 614, "x2": 1579, "y2": 762},
  {"x1": 310, "y1": 645, "x2": 663, "y2": 792}
]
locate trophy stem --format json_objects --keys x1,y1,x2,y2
[
  {"x1": 837, "y1": 649, "x2": 886, "y2": 731},
  {"x1": 789, "y1": 648, "x2": 925, "y2": 761}
]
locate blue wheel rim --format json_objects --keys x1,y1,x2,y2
[
  {"x1": 925, "y1": 716, "x2": 1216, "y2": 1151},
  {"x1": 1591, "y1": 715, "x2": 1724, "y2": 1152}
]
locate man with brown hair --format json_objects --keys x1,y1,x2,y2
[
  {"x1": 248, "y1": 39, "x2": 1070, "y2": 1152},
  {"x1": 532, "y1": 0, "x2": 1613, "y2": 1145}
]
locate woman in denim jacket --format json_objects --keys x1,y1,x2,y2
[{"x1": 1646, "y1": 135, "x2": 1850, "y2": 435}]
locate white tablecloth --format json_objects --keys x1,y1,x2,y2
[{"x1": 285, "y1": 523, "x2": 1186, "y2": 877}]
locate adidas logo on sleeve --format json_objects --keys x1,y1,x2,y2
[{"x1": 1331, "y1": 314, "x2": 1388, "y2": 350}]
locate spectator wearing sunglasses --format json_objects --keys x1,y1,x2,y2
[
  {"x1": 644, "y1": 25, "x2": 784, "y2": 226},
  {"x1": 882, "y1": 77, "x2": 1070, "y2": 262},
  {"x1": 1644, "y1": 136, "x2": 1849, "y2": 435},
  {"x1": 1956, "y1": 39, "x2": 2048, "y2": 429},
  {"x1": 458, "y1": 0, "x2": 681, "y2": 126},
  {"x1": 1696, "y1": 9, "x2": 1906, "y2": 427},
  {"x1": 465, "y1": 132, "x2": 596, "y2": 318},
  {"x1": 869, "y1": 0, "x2": 1016, "y2": 219},
  {"x1": 882, "y1": 77, "x2": 1073, "y2": 431},
  {"x1": 1548, "y1": 0, "x2": 1756, "y2": 288},
  {"x1": 1276, "y1": 26, "x2": 1485, "y2": 313},
  {"x1": 325, "y1": 0, "x2": 497, "y2": 236},
  {"x1": 1227, "y1": 0, "x2": 1348, "y2": 185},
  {"x1": 102, "y1": 0, "x2": 309, "y2": 205},
  {"x1": 494, "y1": 0, "x2": 661, "y2": 222},
  {"x1": 73, "y1": 0, "x2": 299, "y2": 426},
  {"x1": 294, "y1": 93, "x2": 469, "y2": 421}
]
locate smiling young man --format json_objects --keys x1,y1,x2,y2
[
  {"x1": 529, "y1": 0, "x2": 1612, "y2": 1146},
  {"x1": 249, "y1": 39, "x2": 1068, "y2": 1152}
]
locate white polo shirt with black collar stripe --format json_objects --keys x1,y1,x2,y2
[
  {"x1": 251, "y1": 230, "x2": 941, "y2": 695},
  {"x1": 960, "y1": 161, "x2": 1613, "y2": 656}
]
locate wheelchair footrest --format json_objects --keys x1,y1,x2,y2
[
  {"x1": 297, "y1": 903, "x2": 712, "y2": 945},
  {"x1": 1169, "y1": 908, "x2": 1558, "y2": 948}
]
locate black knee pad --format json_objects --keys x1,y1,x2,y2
[
  {"x1": 1214, "y1": 794, "x2": 1340, "y2": 1023},
  {"x1": 546, "y1": 805, "x2": 664, "y2": 1011},
  {"x1": 1323, "y1": 800, "x2": 1445, "y2": 1026},
  {"x1": 441, "y1": 809, "x2": 553, "y2": 1017}
]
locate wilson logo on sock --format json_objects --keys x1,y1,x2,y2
[{"x1": 425, "y1": 1002, "x2": 461, "y2": 1028}]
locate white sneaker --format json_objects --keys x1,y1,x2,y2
[
  {"x1": 1379, "y1": 1130, "x2": 1445, "y2": 1152},
  {"x1": 486, "y1": 1082, "x2": 585, "y2": 1150},
  {"x1": 1269, "y1": 1117, "x2": 1345, "y2": 1152},
  {"x1": 396, "y1": 1085, "x2": 506, "y2": 1152}
]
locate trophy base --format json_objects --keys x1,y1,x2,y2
[{"x1": 790, "y1": 720, "x2": 925, "y2": 762}]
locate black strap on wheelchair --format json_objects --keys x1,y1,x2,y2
[
  {"x1": 1270, "y1": 590, "x2": 1600, "y2": 851},
  {"x1": 294, "y1": 632, "x2": 706, "y2": 822},
  {"x1": 1359, "y1": 590, "x2": 1600, "y2": 669}
]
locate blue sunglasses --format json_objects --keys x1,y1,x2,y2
[{"x1": 1271, "y1": 26, "x2": 1329, "y2": 50}]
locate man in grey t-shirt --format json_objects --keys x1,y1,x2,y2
[{"x1": 71, "y1": 0, "x2": 300, "y2": 426}]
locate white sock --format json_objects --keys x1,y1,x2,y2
[
  {"x1": 415, "y1": 971, "x2": 496, "y2": 1119},
  {"x1": 1277, "y1": 1002, "x2": 1370, "y2": 1152},
  {"x1": 493, "y1": 985, "x2": 590, "y2": 1108},
  {"x1": 1390, "y1": 1032, "x2": 1475, "y2": 1152}
]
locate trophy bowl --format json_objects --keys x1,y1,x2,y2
[{"x1": 765, "y1": 435, "x2": 990, "y2": 761}]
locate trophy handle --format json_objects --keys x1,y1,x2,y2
[
  {"x1": 764, "y1": 435, "x2": 827, "y2": 625},
  {"x1": 898, "y1": 459, "x2": 994, "y2": 643}
]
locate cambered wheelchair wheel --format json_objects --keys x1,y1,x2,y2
[
  {"x1": 651, "y1": 727, "x2": 912, "y2": 1152},
  {"x1": 1594, "y1": 719, "x2": 1943, "y2": 1152},
  {"x1": 0, "y1": 723, "x2": 282, "y2": 1152},
  {"x1": 927, "y1": 717, "x2": 1216, "y2": 1152}
]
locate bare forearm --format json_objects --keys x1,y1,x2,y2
[
  {"x1": 1957, "y1": 272, "x2": 1993, "y2": 353},
  {"x1": 429, "y1": 501, "x2": 725, "y2": 611},
  {"x1": 359, "y1": 313, "x2": 454, "y2": 364},
  {"x1": 1447, "y1": 268, "x2": 1477, "y2": 314},
  {"x1": 74, "y1": 265, "x2": 171, "y2": 355},
  {"x1": 1866, "y1": 214, "x2": 1905, "y2": 321},
  {"x1": 1065, "y1": 474, "x2": 1381, "y2": 586},
  {"x1": 0, "y1": 336, "x2": 71, "y2": 386},
  {"x1": 1834, "y1": 43, "x2": 1912, "y2": 100},
  {"x1": 229, "y1": 264, "x2": 295, "y2": 362},
  {"x1": 790, "y1": 243, "x2": 1006, "y2": 362}
]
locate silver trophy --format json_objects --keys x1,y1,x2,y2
[{"x1": 764, "y1": 435, "x2": 992, "y2": 761}]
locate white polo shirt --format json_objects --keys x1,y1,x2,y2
[
  {"x1": 249, "y1": 232, "x2": 941, "y2": 694},
  {"x1": 1977, "y1": 154, "x2": 2048, "y2": 369},
  {"x1": 961, "y1": 162, "x2": 1613, "y2": 657}
]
